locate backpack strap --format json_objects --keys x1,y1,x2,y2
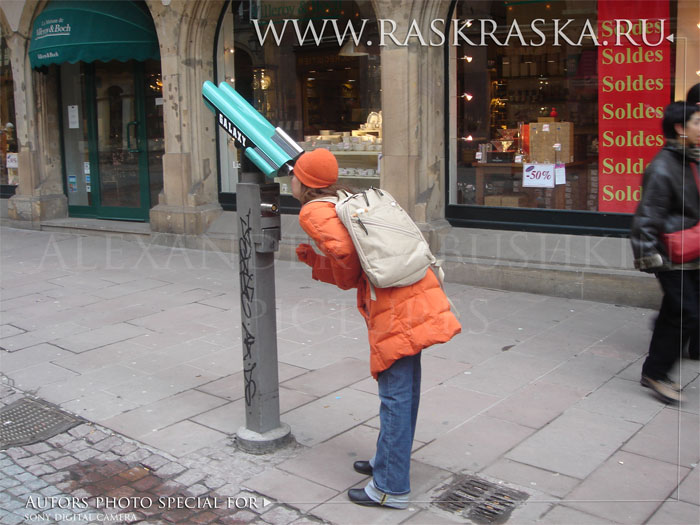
[
  {"x1": 430, "y1": 259, "x2": 460, "y2": 318},
  {"x1": 307, "y1": 196, "x2": 339, "y2": 205}
]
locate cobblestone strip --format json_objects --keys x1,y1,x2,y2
[{"x1": 1, "y1": 386, "x2": 327, "y2": 524}]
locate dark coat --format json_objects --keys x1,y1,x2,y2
[{"x1": 630, "y1": 145, "x2": 700, "y2": 271}]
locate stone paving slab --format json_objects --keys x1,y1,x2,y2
[
  {"x1": 280, "y1": 335, "x2": 367, "y2": 371},
  {"x1": 411, "y1": 385, "x2": 501, "y2": 443},
  {"x1": 282, "y1": 388, "x2": 379, "y2": 447},
  {"x1": 564, "y1": 451, "x2": 691, "y2": 524},
  {"x1": 52, "y1": 323, "x2": 150, "y2": 354},
  {"x1": 100, "y1": 390, "x2": 229, "y2": 439},
  {"x1": 677, "y1": 467, "x2": 700, "y2": 505},
  {"x1": 277, "y1": 424, "x2": 376, "y2": 492},
  {"x1": 189, "y1": 399, "x2": 247, "y2": 436},
  {"x1": 444, "y1": 351, "x2": 560, "y2": 397},
  {"x1": 481, "y1": 458, "x2": 581, "y2": 499},
  {"x1": 280, "y1": 358, "x2": 368, "y2": 398},
  {"x1": 573, "y1": 376, "x2": 665, "y2": 424},
  {"x1": 243, "y1": 469, "x2": 338, "y2": 512},
  {"x1": 506, "y1": 408, "x2": 642, "y2": 480},
  {"x1": 647, "y1": 500, "x2": 700, "y2": 525},
  {"x1": 38, "y1": 365, "x2": 148, "y2": 404},
  {"x1": 538, "y1": 505, "x2": 617, "y2": 524},
  {"x1": 621, "y1": 407, "x2": 700, "y2": 468},
  {"x1": 414, "y1": 415, "x2": 536, "y2": 473},
  {"x1": 0, "y1": 343, "x2": 69, "y2": 373},
  {"x1": 7, "y1": 362, "x2": 79, "y2": 393}
]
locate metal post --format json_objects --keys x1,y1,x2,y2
[{"x1": 235, "y1": 171, "x2": 292, "y2": 453}]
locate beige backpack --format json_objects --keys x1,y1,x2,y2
[{"x1": 314, "y1": 188, "x2": 443, "y2": 298}]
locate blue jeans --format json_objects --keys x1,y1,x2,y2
[{"x1": 372, "y1": 352, "x2": 422, "y2": 496}]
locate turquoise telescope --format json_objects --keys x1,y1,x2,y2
[{"x1": 202, "y1": 80, "x2": 304, "y2": 178}]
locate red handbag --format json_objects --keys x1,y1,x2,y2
[{"x1": 663, "y1": 162, "x2": 700, "y2": 264}]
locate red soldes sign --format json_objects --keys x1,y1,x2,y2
[{"x1": 597, "y1": 1, "x2": 671, "y2": 213}]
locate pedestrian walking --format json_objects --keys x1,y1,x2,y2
[
  {"x1": 291, "y1": 148, "x2": 461, "y2": 508},
  {"x1": 630, "y1": 101, "x2": 700, "y2": 402}
]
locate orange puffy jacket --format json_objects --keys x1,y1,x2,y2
[{"x1": 298, "y1": 201, "x2": 462, "y2": 378}]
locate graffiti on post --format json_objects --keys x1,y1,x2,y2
[{"x1": 239, "y1": 210, "x2": 257, "y2": 408}]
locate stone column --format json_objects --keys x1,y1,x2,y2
[
  {"x1": 373, "y1": 0, "x2": 452, "y2": 249},
  {"x1": 147, "y1": 0, "x2": 223, "y2": 236},
  {"x1": 6, "y1": 28, "x2": 67, "y2": 227}
]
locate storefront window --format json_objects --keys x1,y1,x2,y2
[
  {"x1": 447, "y1": 0, "x2": 698, "y2": 234},
  {"x1": 1, "y1": 32, "x2": 18, "y2": 189},
  {"x1": 215, "y1": 0, "x2": 382, "y2": 204}
]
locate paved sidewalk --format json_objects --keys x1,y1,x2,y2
[{"x1": 1, "y1": 226, "x2": 698, "y2": 524}]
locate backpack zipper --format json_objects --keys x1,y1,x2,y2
[{"x1": 353, "y1": 217, "x2": 425, "y2": 240}]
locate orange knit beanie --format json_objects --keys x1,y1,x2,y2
[{"x1": 293, "y1": 149, "x2": 338, "y2": 188}]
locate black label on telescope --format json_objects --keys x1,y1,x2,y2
[{"x1": 216, "y1": 111, "x2": 250, "y2": 149}]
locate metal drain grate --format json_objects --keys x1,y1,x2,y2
[
  {"x1": 0, "y1": 397, "x2": 82, "y2": 449},
  {"x1": 434, "y1": 475, "x2": 529, "y2": 524}
]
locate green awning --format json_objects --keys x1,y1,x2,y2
[{"x1": 29, "y1": 0, "x2": 159, "y2": 69}]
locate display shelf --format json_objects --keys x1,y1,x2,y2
[
  {"x1": 339, "y1": 176, "x2": 380, "y2": 180},
  {"x1": 332, "y1": 150, "x2": 381, "y2": 156}
]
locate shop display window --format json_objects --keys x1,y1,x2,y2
[
  {"x1": 447, "y1": 0, "x2": 698, "y2": 234},
  {"x1": 215, "y1": 0, "x2": 382, "y2": 205},
  {"x1": 1, "y1": 33, "x2": 18, "y2": 191}
]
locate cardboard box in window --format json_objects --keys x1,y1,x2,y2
[
  {"x1": 484, "y1": 193, "x2": 529, "y2": 207},
  {"x1": 529, "y1": 121, "x2": 574, "y2": 164},
  {"x1": 501, "y1": 193, "x2": 529, "y2": 207}
]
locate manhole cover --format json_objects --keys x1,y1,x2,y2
[
  {"x1": 434, "y1": 475, "x2": 529, "y2": 524},
  {"x1": 0, "y1": 397, "x2": 82, "y2": 449}
]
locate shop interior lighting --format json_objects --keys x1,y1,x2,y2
[
  {"x1": 339, "y1": 40, "x2": 369, "y2": 56},
  {"x1": 461, "y1": 93, "x2": 474, "y2": 101},
  {"x1": 461, "y1": 56, "x2": 473, "y2": 62}
]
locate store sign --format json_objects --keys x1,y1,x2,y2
[
  {"x1": 597, "y1": 1, "x2": 671, "y2": 213},
  {"x1": 34, "y1": 18, "x2": 72, "y2": 41},
  {"x1": 522, "y1": 164, "x2": 555, "y2": 188}
]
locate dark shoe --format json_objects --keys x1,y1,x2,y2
[
  {"x1": 353, "y1": 460, "x2": 373, "y2": 476},
  {"x1": 659, "y1": 375, "x2": 681, "y2": 392},
  {"x1": 348, "y1": 488, "x2": 381, "y2": 507},
  {"x1": 641, "y1": 375, "x2": 683, "y2": 402}
]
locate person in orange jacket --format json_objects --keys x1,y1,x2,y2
[{"x1": 292, "y1": 148, "x2": 461, "y2": 508}]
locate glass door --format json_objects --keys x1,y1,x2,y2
[
  {"x1": 61, "y1": 60, "x2": 161, "y2": 221},
  {"x1": 93, "y1": 60, "x2": 149, "y2": 219}
]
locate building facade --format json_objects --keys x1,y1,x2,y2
[{"x1": 1, "y1": 0, "x2": 698, "y2": 307}]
